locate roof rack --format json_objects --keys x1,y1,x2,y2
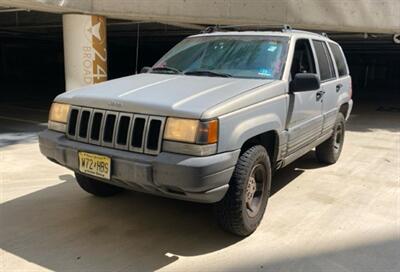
[
  {"x1": 200, "y1": 25, "x2": 331, "y2": 39},
  {"x1": 282, "y1": 24, "x2": 292, "y2": 31},
  {"x1": 201, "y1": 24, "x2": 293, "y2": 33},
  {"x1": 289, "y1": 29, "x2": 330, "y2": 38}
]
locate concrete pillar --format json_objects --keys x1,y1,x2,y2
[{"x1": 62, "y1": 14, "x2": 107, "y2": 91}]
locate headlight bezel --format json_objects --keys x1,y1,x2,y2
[{"x1": 162, "y1": 140, "x2": 217, "y2": 156}]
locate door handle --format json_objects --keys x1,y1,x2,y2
[
  {"x1": 316, "y1": 90, "x2": 325, "y2": 101},
  {"x1": 336, "y1": 84, "x2": 343, "y2": 92}
]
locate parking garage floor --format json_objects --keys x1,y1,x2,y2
[{"x1": 0, "y1": 101, "x2": 399, "y2": 272}]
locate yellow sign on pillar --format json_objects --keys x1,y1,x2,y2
[
  {"x1": 63, "y1": 14, "x2": 107, "y2": 91},
  {"x1": 90, "y1": 16, "x2": 107, "y2": 84}
]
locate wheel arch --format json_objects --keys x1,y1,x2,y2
[
  {"x1": 240, "y1": 130, "x2": 280, "y2": 168},
  {"x1": 339, "y1": 102, "x2": 349, "y2": 117}
]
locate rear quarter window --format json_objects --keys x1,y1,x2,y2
[
  {"x1": 329, "y1": 43, "x2": 349, "y2": 77},
  {"x1": 312, "y1": 40, "x2": 336, "y2": 81}
]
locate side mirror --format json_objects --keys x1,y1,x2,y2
[
  {"x1": 290, "y1": 73, "x2": 320, "y2": 92},
  {"x1": 140, "y1": 66, "x2": 152, "y2": 73}
]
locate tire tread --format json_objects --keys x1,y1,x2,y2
[
  {"x1": 316, "y1": 113, "x2": 346, "y2": 164},
  {"x1": 214, "y1": 145, "x2": 271, "y2": 236}
]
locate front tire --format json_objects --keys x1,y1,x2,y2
[
  {"x1": 214, "y1": 145, "x2": 271, "y2": 236},
  {"x1": 316, "y1": 113, "x2": 346, "y2": 164},
  {"x1": 75, "y1": 173, "x2": 124, "y2": 197}
]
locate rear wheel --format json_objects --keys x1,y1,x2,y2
[
  {"x1": 214, "y1": 145, "x2": 271, "y2": 236},
  {"x1": 316, "y1": 113, "x2": 345, "y2": 164},
  {"x1": 75, "y1": 173, "x2": 124, "y2": 197}
]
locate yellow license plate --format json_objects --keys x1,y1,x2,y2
[{"x1": 78, "y1": 152, "x2": 111, "y2": 180}]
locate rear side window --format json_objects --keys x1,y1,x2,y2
[
  {"x1": 329, "y1": 43, "x2": 348, "y2": 77},
  {"x1": 312, "y1": 40, "x2": 336, "y2": 81}
]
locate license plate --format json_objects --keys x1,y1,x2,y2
[{"x1": 78, "y1": 152, "x2": 111, "y2": 180}]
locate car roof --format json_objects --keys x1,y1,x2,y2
[{"x1": 190, "y1": 30, "x2": 335, "y2": 43}]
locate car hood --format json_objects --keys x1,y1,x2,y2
[{"x1": 56, "y1": 73, "x2": 275, "y2": 119}]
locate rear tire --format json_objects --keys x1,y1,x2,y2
[
  {"x1": 316, "y1": 113, "x2": 346, "y2": 164},
  {"x1": 75, "y1": 173, "x2": 124, "y2": 197},
  {"x1": 214, "y1": 145, "x2": 271, "y2": 236}
]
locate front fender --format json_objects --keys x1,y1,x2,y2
[{"x1": 217, "y1": 95, "x2": 287, "y2": 152}]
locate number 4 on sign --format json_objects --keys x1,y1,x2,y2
[{"x1": 94, "y1": 65, "x2": 107, "y2": 80}]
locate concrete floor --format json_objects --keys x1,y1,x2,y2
[{"x1": 0, "y1": 101, "x2": 399, "y2": 272}]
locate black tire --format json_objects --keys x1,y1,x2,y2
[
  {"x1": 214, "y1": 145, "x2": 271, "y2": 236},
  {"x1": 75, "y1": 173, "x2": 124, "y2": 197},
  {"x1": 316, "y1": 113, "x2": 346, "y2": 164}
]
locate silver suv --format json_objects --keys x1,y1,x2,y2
[{"x1": 39, "y1": 28, "x2": 353, "y2": 236}]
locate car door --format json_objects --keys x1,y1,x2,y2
[
  {"x1": 286, "y1": 38, "x2": 323, "y2": 155},
  {"x1": 327, "y1": 41, "x2": 352, "y2": 120},
  {"x1": 311, "y1": 40, "x2": 339, "y2": 136}
]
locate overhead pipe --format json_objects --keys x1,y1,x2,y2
[{"x1": 0, "y1": 8, "x2": 29, "y2": 13}]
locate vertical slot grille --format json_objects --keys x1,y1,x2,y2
[
  {"x1": 90, "y1": 112, "x2": 103, "y2": 141},
  {"x1": 103, "y1": 114, "x2": 116, "y2": 143},
  {"x1": 131, "y1": 117, "x2": 146, "y2": 148},
  {"x1": 116, "y1": 116, "x2": 131, "y2": 145},
  {"x1": 146, "y1": 119, "x2": 162, "y2": 150},
  {"x1": 79, "y1": 110, "x2": 91, "y2": 138},
  {"x1": 68, "y1": 109, "x2": 79, "y2": 136},
  {"x1": 66, "y1": 107, "x2": 164, "y2": 155}
]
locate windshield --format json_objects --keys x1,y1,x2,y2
[{"x1": 153, "y1": 35, "x2": 289, "y2": 79}]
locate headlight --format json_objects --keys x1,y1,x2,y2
[
  {"x1": 164, "y1": 118, "x2": 199, "y2": 143},
  {"x1": 49, "y1": 103, "x2": 70, "y2": 123},
  {"x1": 164, "y1": 118, "x2": 218, "y2": 144},
  {"x1": 48, "y1": 103, "x2": 70, "y2": 133},
  {"x1": 163, "y1": 117, "x2": 218, "y2": 156}
]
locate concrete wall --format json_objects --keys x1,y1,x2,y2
[{"x1": 1, "y1": 0, "x2": 399, "y2": 34}]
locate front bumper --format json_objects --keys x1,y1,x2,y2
[{"x1": 39, "y1": 129, "x2": 240, "y2": 203}]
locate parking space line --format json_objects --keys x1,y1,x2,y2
[{"x1": 0, "y1": 115, "x2": 47, "y2": 125}]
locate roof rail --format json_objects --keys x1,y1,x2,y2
[
  {"x1": 199, "y1": 25, "x2": 331, "y2": 39},
  {"x1": 200, "y1": 24, "x2": 293, "y2": 33},
  {"x1": 285, "y1": 29, "x2": 331, "y2": 38}
]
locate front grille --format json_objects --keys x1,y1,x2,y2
[
  {"x1": 67, "y1": 106, "x2": 165, "y2": 155},
  {"x1": 116, "y1": 115, "x2": 130, "y2": 145},
  {"x1": 103, "y1": 113, "x2": 117, "y2": 144},
  {"x1": 68, "y1": 109, "x2": 79, "y2": 135},
  {"x1": 90, "y1": 112, "x2": 103, "y2": 141},
  {"x1": 78, "y1": 110, "x2": 91, "y2": 138},
  {"x1": 146, "y1": 119, "x2": 162, "y2": 150}
]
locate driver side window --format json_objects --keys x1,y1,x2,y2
[{"x1": 290, "y1": 39, "x2": 316, "y2": 79}]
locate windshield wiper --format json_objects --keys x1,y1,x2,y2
[
  {"x1": 184, "y1": 70, "x2": 232, "y2": 78},
  {"x1": 151, "y1": 66, "x2": 182, "y2": 74}
]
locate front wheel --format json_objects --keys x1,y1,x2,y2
[
  {"x1": 316, "y1": 113, "x2": 346, "y2": 164},
  {"x1": 214, "y1": 145, "x2": 271, "y2": 236}
]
